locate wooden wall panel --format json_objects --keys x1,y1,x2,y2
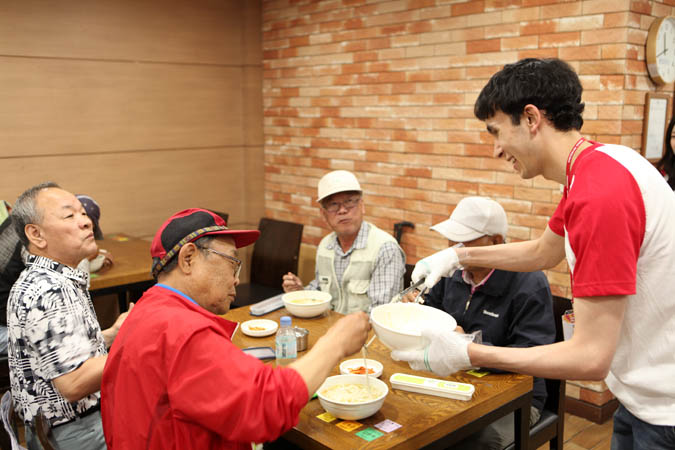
[
  {"x1": 0, "y1": 58, "x2": 244, "y2": 157},
  {"x1": 0, "y1": 0, "x2": 265, "y2": 238},
  {"x1": 0, "y1": 0, "x2": 243, "y2": 65},
  {"x1": 243, "y1": 0, "x2": 263, "y2": 66},
  {"x1": 0, "y1": 147, "x2": 247, "y2": 239}
]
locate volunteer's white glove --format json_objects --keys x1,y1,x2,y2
[
  {"x1": 411, "y1": 247, "x2": 462, "y2": 290},
  {"x1": 391, "y1": 326, "x2": 472, "y2": 377}
]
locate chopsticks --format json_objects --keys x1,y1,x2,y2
[{"x1": 391, "y1": 278, "x2": 425, "y2": 303}]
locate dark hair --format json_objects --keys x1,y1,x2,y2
[
  {"x1": 153, "y1": 235, "x2": 215, "y2": 279},
  {"x1": 11, "y1": 182, "x2": 60, "y2": 247},
  {"x1": 657, "y1": 117, "x2": 675, "y2": 190},
  {"x1": 474, "y1": 58, "x2": 585, "y2": 131}
]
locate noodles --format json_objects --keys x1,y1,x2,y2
[
  {"x1": 321, "y1": 383, "x2": 382, "y2": 403},
  {"x1": 290, "y1": 298, "x2": 324, "y2": 305}
]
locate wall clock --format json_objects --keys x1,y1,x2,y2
[{"x1": 646, "y1": 16, "x2": 675, "y2": 85}]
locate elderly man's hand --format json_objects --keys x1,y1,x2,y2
[
  {"x1": 391, "y1": 326, "x2": 471, "y2": 376},
  {"x1": 282, "y1": 272, "x2": 304, "y2": 292},
  {"x1": 322, "y1": 312, "x2": 371, "y2": 358},
  {"x1": 401, "y1": 290, "x2": 420, "y2": 303}
]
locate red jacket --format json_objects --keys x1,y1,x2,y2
[{"x1": 101, "y1": 284, "x2": 308, "y2": 449}]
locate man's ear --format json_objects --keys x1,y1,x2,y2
[
  {"x1": 25, "y1": 224, "x2": 46, "y2": 250},
  {"x1": 492, "y1": 235, "x2": 505, "y2": 245},
  {"x1": 319, "y1": 206, "x2": 329, "y2": 225},
  {"x1": 522, "y1": 104, "x2": 542, "y2": 133},
  {"x1": 177, "y1": 243, "x2": 199, "y2": 274}
]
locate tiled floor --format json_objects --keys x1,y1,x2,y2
[{"x1": 536, "y1": 413, "x2": 614, "y2": 450}]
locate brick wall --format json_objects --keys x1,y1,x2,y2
[{"x1": 262, "y1": 0, "x2": 675, "y2": 298}]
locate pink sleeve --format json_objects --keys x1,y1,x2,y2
[
  {"x1": 169, "y1": 329, "x2": 308, "y2": 443},
  {"x1": 565, "y1": 153, "x2": 645, "y2": 298}
]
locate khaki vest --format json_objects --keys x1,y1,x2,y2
[{"x1": 315, "y1": 222, "x2": 401, "y2": 314}]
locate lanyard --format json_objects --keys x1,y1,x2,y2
[
  {"x1": 156, "y1": 283, "x2": 201, "y2": 307},
  {"x1": 566, "y1": 137, "x2": 587, "y2": 190}
]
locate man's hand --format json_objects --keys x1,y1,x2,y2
[
  {"x1": 411, "y1": 247, "x2": 461, "y2": 290},
  {"x1": 291, "y1": 312, "x2": 371, "y2": 395},
  {"x1": 391, "y1": 326, "x2": 471, "y2": 376},
  {"x1": 401, "y1": 290, "x2": 420, "y2": 303},
  {"x1": 282, "y1": 272, "x2": 304, "y2": 292},
  {"x1": 321, "y1": 312, "x2": 371, "y2": 358}
]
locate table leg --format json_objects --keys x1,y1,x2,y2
[{"x1": 513, "y1": 393, "x2": 531, "y2": 450}]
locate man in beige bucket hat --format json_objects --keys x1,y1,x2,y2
[{"x1": 282, "y1": 170, "x2": 405, "y2": 313}]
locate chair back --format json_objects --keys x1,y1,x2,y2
[
  {"x1": 0, "y1": 391, "x2": 26, "y2": 450},
  {"x1": 34, "y1": 412, "x2": 56, "y2": 450},
  {"x1": 545, "y1": 296, "x2": 573, "y2": 414},
  {"x1": 505, "y1": 295, "x2": 572, "y2": 450},
  {"x1": 250, "y1": 218, "x2": 303, "y2": 287}
]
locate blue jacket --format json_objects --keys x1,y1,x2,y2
[{"x1": 424, "y1": 269, "x2": 555, "y2": 411}]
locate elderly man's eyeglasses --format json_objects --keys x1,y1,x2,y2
[
  {"x1": 322, "y1": 196, "x2": 361, "y2": 213},
  {"x1": 196, "y1": 245, "x2": 242, "y2": 278}
]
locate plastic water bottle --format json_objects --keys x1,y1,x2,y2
[{"x1": 275, "y1": 316, "x2": 297, "y2": 366}]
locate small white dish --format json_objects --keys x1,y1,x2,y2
[
  {"x1": 241, "y1": 319, "x2": 278, "y2": 337},
  {"x1": 339, "y1": 358, "x2": 384, "y2": 378}
]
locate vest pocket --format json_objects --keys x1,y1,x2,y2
[{"x1": 346, "y1": 279, "x2": 370, "y2": 313}]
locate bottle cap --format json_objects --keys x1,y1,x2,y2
[{"x1": 280, "y1": 316, "x2": 292, "y2": 327}]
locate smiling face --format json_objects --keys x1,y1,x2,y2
[
  {"x1": 30, "y1": 188, "x2": 98, "y2": 267},
  {"x1": 485, "y1": 110, "x2": 541, "y2": 180}
]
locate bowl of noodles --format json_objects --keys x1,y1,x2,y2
[
  {"x1": 370, "y1": 302, "x2": 457, "y2": 351},
  {"x1": 282, "y1": 290, "x2": 332, "y2": 318},
  {"x1": 316, "y1": 374, "x2": 388, "y2": 420}
]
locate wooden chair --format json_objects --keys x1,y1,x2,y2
[
  {"x1": 1, "y1": 391, "x2": 56, "y2": 450},
  {"x1": 505, "y1": 295, "x2": 572, "y2": 450},
  {"x1": 1, "y1": 391, "x2": 24, "y2": 450},
  {"x1": 232, "y1": 218, "x2": 303, "y2": 308},
  {"x1": 34, "y1": 413, "x2": 55, "y2": 450}
]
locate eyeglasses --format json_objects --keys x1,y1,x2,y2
[
  {"x1": 196, "y1": 245, "x2": 242, "y2": 278},
  {"x1": 322, "y1": 196, "x2": 361, "y2": 213}
]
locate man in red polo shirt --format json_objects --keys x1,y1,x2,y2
[
  {"x1": 394, "y1": 59, "x2": 675, "y2": 449},
  {"x1": 101, "y1": 209, "x2": 370, "y2": 449}
]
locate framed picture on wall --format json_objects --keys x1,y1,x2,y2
[{"x1": 641, "y1": 92, "x2": 670, "y2": 162}]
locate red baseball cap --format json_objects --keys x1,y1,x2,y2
[{"x1": 151, "y1": 208, "x2": 259, "y2": 277}]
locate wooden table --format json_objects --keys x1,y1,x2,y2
[
  {"x1": 89, "y1": 235, "x2": 154, "y2": 312},
  {"x1": 224, "y1": 306, "x2": 533, "y2": 450}
]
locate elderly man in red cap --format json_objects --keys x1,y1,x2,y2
[{"x1": 101, "y1": 208, "x2": 370, "y2": 450}]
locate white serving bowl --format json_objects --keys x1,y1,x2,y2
[
  {"x1": 316, "y1": 374, "x2": 388, "y2": 420},
  {"x1": 339, "y1": 358, "x2": 384, "y2": 378},
  {"x1": 282, "y1": 290, "x2": 332, "y2": 318},
  {"x1": 370, "y1": 302, "x2": 457, "y2": 351}
]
